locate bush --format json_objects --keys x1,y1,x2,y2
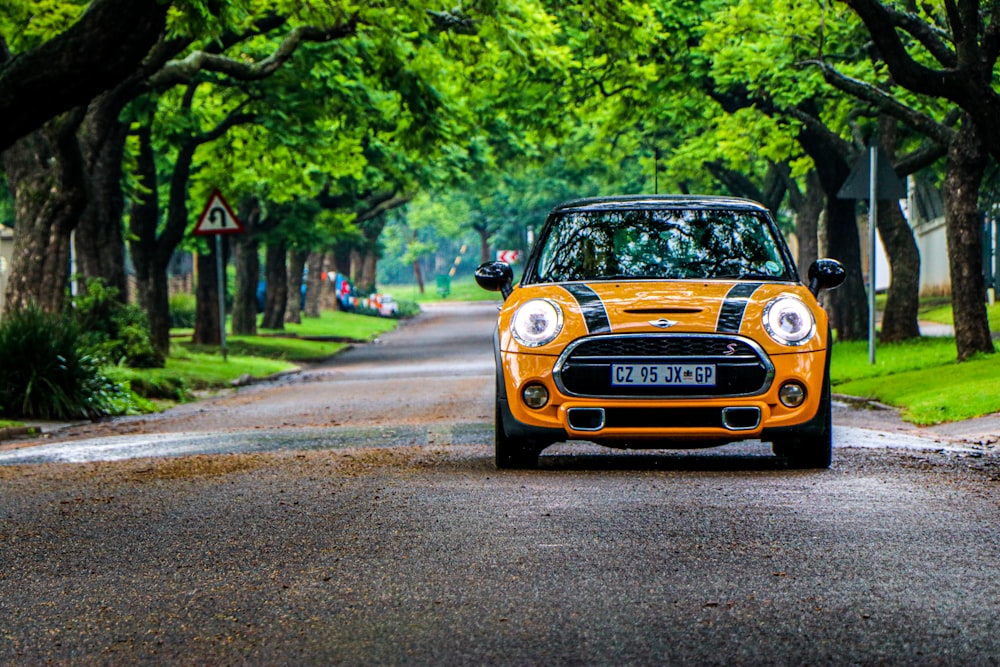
[
  {"x1": 0, "y1": 306, "x2": 147, "y2": 419},
  {"x1": 111, "y1": 372, "x2": 190, "y2": 402},
  {"x1": 393, "y1": 299, "x2": 421, "y2": 319},
  {"x1": 170, "y1": 292, "x2": 197, "y2": 328},
  {"x1": 69, "y1": 279, "x2": 163, "y2": 368}
]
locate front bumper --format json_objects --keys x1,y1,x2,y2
[{"x1": 501, "y1": 346, "x2": 827, "y2": 445}]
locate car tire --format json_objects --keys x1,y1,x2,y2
[
  {"x1": 771, "y1": 374, "x2": 833, "y2": 469},
  {"x1": 495, "y1": 399, "x2": 541, "y2": 469}
]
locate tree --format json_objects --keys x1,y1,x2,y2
[
  {"x1": 0, "y1": 0, "x2": 169, "y2": 150},
  {"x1": 2, "y1": 110, "x2": 85, "y2": 314},
  {"x1": 230, "y1": 198, "x2": 263, "y2": 336},
  {"x1": 827, "y1": 0, "x2": 995, "y2": 358},
  {"x1": 689, "y1": 0, "x2": 949, "y2": 341}
]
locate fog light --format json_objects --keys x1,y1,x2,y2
[
  {"x1": 779, "y1": 382, "x2": 806, "y2": 408},
  {"x1": 522, "y1": 384, "x2": 549, "y2": 409}
]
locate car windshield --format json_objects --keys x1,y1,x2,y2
[{"x1": 528, "y1": 207, "x2": 794, "y2": 283}]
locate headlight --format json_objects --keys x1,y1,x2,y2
[
  {"x1": 511, "y1": 299, "x2": 563, "y2": 347},
  {"x1": 762, "y1": 296, "x2": 816, "y2": 346}
]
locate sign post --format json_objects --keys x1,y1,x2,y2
[
  {"x1": 837, "y1": 144, "x2": 907, "y2": 365},
  {"x1": 867, "y1": 147, "x2": 878, "y2": 365},
  {"x1": 193, "y1": 189, "x2": 245, "y2": 361}
]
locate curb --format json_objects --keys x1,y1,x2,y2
[
  {"x1": 0, "y1": 426, "x2": 39, "y2": 441},
  {"x1": 832, "y1": 393, "x2": 897, "y2": 412}
]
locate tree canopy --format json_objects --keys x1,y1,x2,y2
[{"x1": 1, "y1": 0, "x2": 997, "y2": 360}]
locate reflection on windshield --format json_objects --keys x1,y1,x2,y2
[{"x1": 530, "y1": 208, "x2": 792, "y2": 283}]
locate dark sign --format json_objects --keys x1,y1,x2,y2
[{"x1": 837, "y1": 146, "x2": 907, "y2": 200}]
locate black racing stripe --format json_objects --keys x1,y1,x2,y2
[
  {"x1": 562, "y1": 284, "x2": 612, "y2": 334},
  {"x1": 716, "y1": 283, "x2": 764, "y2": 333}
]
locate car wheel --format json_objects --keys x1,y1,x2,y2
[
  {"x1": 495, "y1": 399, "x2": 540, "y2": 469},
  {"x1": 771, "y1": 376, "x2": 832, "y2": 469}
]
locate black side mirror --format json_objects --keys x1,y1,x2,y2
[
  {"x1": 475, "y1": 261, "x2": 514, "y2": 300},
  {"x1": 808, "y1": 258, "x2": 846, "y2": 296}
]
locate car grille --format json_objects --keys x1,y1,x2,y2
[{"x1": 554, "y1": 333, "x2": 773, "y2": 398}]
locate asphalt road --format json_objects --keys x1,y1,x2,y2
[{"x1": 1, "y1": 302, "x2": 1000, "y2": 665}]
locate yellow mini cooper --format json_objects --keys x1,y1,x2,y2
[{"x1": 475, "y1": 195, "x2": 845, "y2": 469}]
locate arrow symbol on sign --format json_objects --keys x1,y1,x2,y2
[{"x1": 210, "y1": 206, "x2": 227, "y2": 227}]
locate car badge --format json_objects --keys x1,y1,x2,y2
[{"x1": 649, "y1": 318, "x2": 678, "y2": 329}]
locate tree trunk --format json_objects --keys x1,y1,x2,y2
[
  {"x1": 349, "y1": 248, "x2": 363, "y2": 286},
  {"x1": 304, "y1": 251, "x2": 324, "y2": 318},
  {"x1": 354, "y1": 215, "x2": 387, "y2": 295},
  {"x1": 231, "y1": 201, "x2": 261, "y2": 336},
  {"x1": 477, "y1": 225, "x2": 490, "y2": 264},
  {"x1": 331, "y1": 246, "x2": 351, "y2": 277},
  {"x1": 127, "y1": 123, "x2": 172, "y2": 355},
  {"x1": 877, "y1": 199, "x2": 921, "y2": 341},
  {"x1": 413, "y1": 259, "x2": 425, "y2": 294},
  {"x1": 129, "y1": 114, "x2": 203, "y2": 352},
  {"x1": 192, "y1": 239, "x2": 223, "y2": 345},
  {"x1": 798, "y1": 129, "x2": 869, "y2": 341},
  {"x1": 261, "y1": 240, "x2": 288, "y2": 329},
  {"x1": 790, "y1": 170, "x2": 823, "y2": 282},
  {"x1": 285, "y1": 249, "x2": 308, "y2": 324},
  {"x1": 324, "y1": 251, "x2": 342, "y2": 310},
  {"x1": 2, "y1": 112, "x2": 86, "y2": 315},
  {"x1": 75, "y1": 91, "x2": 129, "y2": 298},
  {"x1": 943, "y1": 118, "x2": 994, "y2": 360},
  {"x1": 824, "y1": 196, "x2": 868, "y2": 340},
  {"x1": 358, "y1": 249, "x2": 378, "y2": 294},
  {"x1": 874, "y1": 118, "x2": 921, "y2": 342}
]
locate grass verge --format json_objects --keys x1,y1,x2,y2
[
  {"x1": 112, "y1": 310, "x2": 398, "y2": 406},
  {"x1": 918, "y1": 300, "x2": 1000, "y2": 331},
  {"x1": 831, "y1": 337, "x2": 1000, "y2": 425},
  {"x1": 379, "y1": 277, "x2": 503, "y2": 303}
]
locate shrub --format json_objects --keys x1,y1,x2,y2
[
  {"x1": 69, "y1": 279, "x2": 163, "y2": 368},
  {"x1": 113, "y1": 373, "x2": 190, "y2": 402},
  {"x1": 169, "y1": 292, "x2": 197, "y2": 328},
  {"x1": 0, "y1": 306, "x2": 146, "y2": 419},
  {"x1": 393, "y1": 299, "x2": 421, "y2": 319}
]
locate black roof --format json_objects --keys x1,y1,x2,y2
[{"x1": 551, "y1": 195, "x2": 770, "y2": 214}]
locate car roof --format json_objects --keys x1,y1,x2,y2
[{"x1": 551, "y1": 195, "x2": 770, "y2": 214}]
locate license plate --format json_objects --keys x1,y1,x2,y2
[{"x1": 611, "y1": 363, "x2": 716, "y2": 386}]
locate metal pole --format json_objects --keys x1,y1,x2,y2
[
  {"x1": 0, "y1": 227, "x2": 5, "y2": 318},
  {"x1": 70, "y1": 230, "x2": 78, "y2": 297},
  {"x1": 654, "y1": 148, "x2": 659, "y2": 195},
  {"x1": 215, "y1": 235, "x2": 228, "y2": 361},
  {"x1": 868, "y1": 146, "x2": 878, "y2": 365},
  {"x1": 994, "y1": 216, "x2": 999, "y2": 305}
]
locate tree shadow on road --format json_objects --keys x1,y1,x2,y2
[
  {"x1": 509, "y1": 440, "x2": 829, "y2": 473},
  {"x1": 534, "y1": 452, "x2": 802, "y2": 473}
]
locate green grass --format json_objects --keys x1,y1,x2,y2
[
  {"x1": 830, "y1": 337, "x2": 959, "y2": 383},
  {"x1": 918, "y1": 300, "x2": 1000, "y2": 331},
  {"x1": 111, "y1": 310, "x2": 398, "y2": 407},
  {"x1": 831, "y1": 338, "x2": 1000, "y2": 425},
  {"x1": 379, "y1": 277, "x2": 502, "y2": 303},
  {"x1": 261, "y1": 309, "x2": 398, "y2": 340},
  {"x1": 184, "y1": 336, "x2": 347, "y2": 362},
  {"x1": 0, "y1": 419, "x2": 26, "y2": 429},
  {"x1": 109, "y1": 349, "x2": 296, "y2": 402}
]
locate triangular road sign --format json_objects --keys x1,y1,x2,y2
[
  {"x1": 837, "y1": 145, "x2": 907, "y2": 200},
  {"x1": 193, "y1": 189, "x2": 245, "y2": 235}
]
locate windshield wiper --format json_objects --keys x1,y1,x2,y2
[{"x1": 716, "y1": 273, "x2": 787, "y2": 281}]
